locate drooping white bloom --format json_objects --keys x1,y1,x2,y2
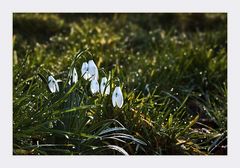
[
  {"x1": 88, "y1": 60, "x2": 99, "y2": 81},
  {"x1": 100, "y1": 77, "x2": 110, "y2": 95},
  {"x1": 81, "y1": 60, "x2": 98, "y2": 81},
  {"x1": 90, "y1": 79, "x2": 100, "y2": 94},
  {"x1": 68, "y1": 67, "x2": 78, "y2": 85},
  {"x1": 48, "y1": 75, "x2": 59, "y2": 93},
  {"x1": 81, "y1": 62, "x2": 91, "y2": 80},
  {"x1": 112, "y1": 86, "x2": 124, "y2": 108},
  {"x1": 72, "y1": 68, "x2": 78, "y2": 83}
]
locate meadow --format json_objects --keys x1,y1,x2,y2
[{"x1": 13, "y1": 13, "x2": 227, "y2": 155}]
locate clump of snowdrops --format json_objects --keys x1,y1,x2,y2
[
  {"x1": 13, "y1": 50, "x2": 147, "y2": 155},
  {"x1": 48, "y1": 59, "x2": 124, "y2": 108}
]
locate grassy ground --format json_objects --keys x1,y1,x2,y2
[{"x1": 13, "y1": 13, "x2": 227, "y2": 155}]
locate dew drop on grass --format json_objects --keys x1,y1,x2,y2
[
  {"x1": 170, "y1": 88, "x2": 174, "y2": 92},
  {"x1": 65, "y1": 135, "x2": 69, "y2": 139}
]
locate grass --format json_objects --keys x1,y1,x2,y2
[{"x1": 13, "y1": 13, "x2": 227, "y2": 155}]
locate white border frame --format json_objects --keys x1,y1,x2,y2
[{"x1": 1, "y1": 0, "x2": 239, "y2": 168}]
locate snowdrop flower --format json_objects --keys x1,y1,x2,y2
[
  {"x1": 112, "y1": 86, "x2": 124, "y2": 108},
  {"x1": 68, "y1": 68, "x2": 78, "y2": 85},
  {"x1": 81, "y1": 60, "x2": 98, "y2": 81},
  {"x1": 88, "y1": 60, "x2": 99, "y2": 80},
  {"x1": 90, "y1": 79, "x2": 100, "y2": 94},
  {"x1": 81, "y1": 62, "x2": 91, "y2": 80},
  {"x1": 48, "y1": 75, "x2": 59, "y2": 93},
  {"x1": 100, "y1": 77, "x2": 110, "y2": 95}
]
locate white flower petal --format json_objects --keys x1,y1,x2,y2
[
  {"x1": 72, "y1": 68, "x2": 78, "y2": 83},
  {"x1": 48, "y1": 82, "x2": 55, "y2": 93},
  {"x1": 55, "y1": 81, "x2": 59, "y2": 92},
  {"x1": 100, "y1": 77, "x2": 110, "y2": 95},
  {"x1": 112, "y1": 86, "x2": 123, "y2": 108},
  {"x1": 90, "y1": 79, "x2": 99, "y2": 94},
  {"x1": 88, "y1": 60, "x2": 98, "y2": 81},
  {"x1": 94, "y1": 67, "x2": 99, "y2": 80},
  {"x1": 68, "y1": 68, "x2": 78, "y2": 85},
  {"x1": 112, "y1": 88, "x2": 117, "y2": 107},
  {"x1": 48, "y1": 76, "x2": 56, "y2": 93},
  {"x1": 85, "y1": 72, "x2": 91, "y2": 80},
  {"x1": 81, "y1": 62, "x2": 91, "y2": 80},
  {"x1": 115, "y1": 87, "x2": 124, "y2": 108},
  {"x1": 100, "y1": 77, "x2": 106, "y2": 94},
  {"x1": 48, "y1": 76, "x2": 59, "y2": 93},
  {"x1": 81, "y1": 62, "x2": 88, "y2": 74}
]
